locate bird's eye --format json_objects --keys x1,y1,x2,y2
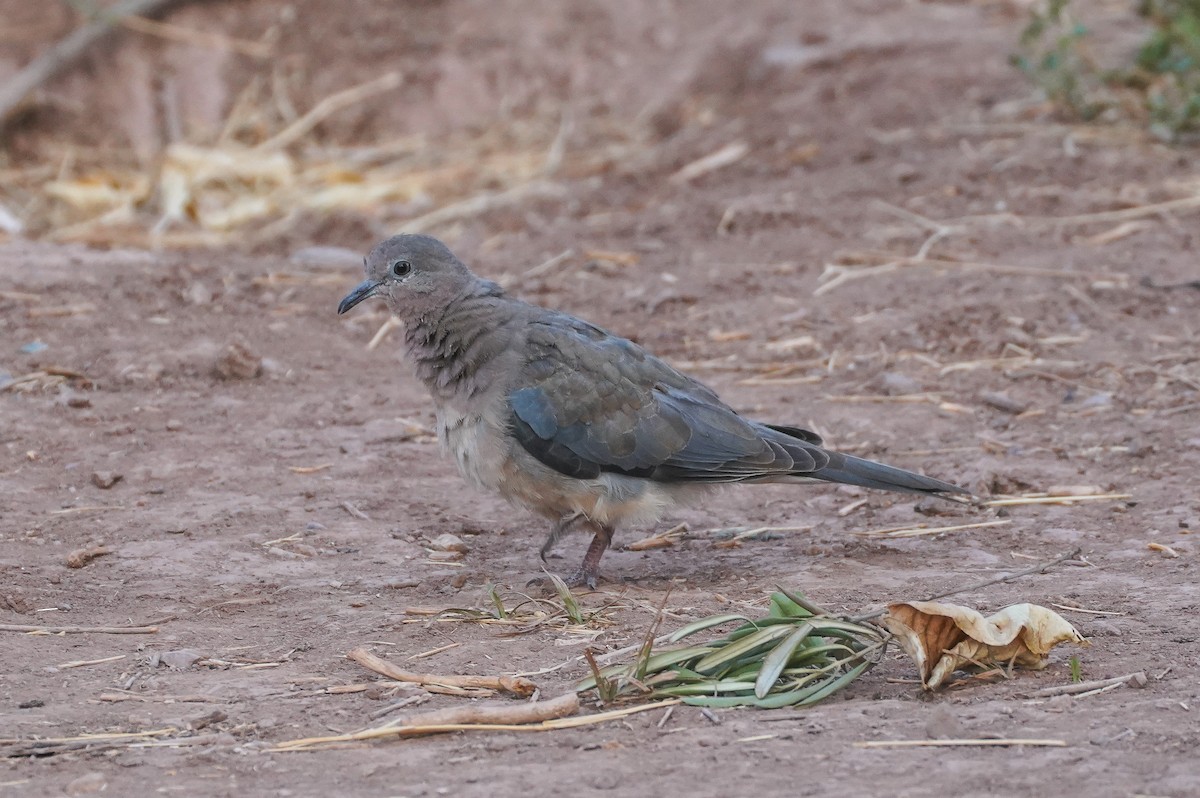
[{"x1": 391, "y1": 260, "x2": 412, "y2": 277}]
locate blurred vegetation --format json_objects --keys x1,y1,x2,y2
[{"x1": 1015, "y1": 0, "x2": 1200, "y2": 141}]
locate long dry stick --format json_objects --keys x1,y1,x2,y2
[
  {"x1": 1027, "y1": 671, "x2": 1147, "y2": 698},
  {"x1": 854, "y1": 738, "x2": 1067, "y2": 749},
  {"x1": 347, "y1": 647, "x2": 536, "y2": 698},
  {"x1": 851, "y1": 519, "x2": 1012, "y2": 539},
  {"x1": 0, "y1": 623, "x2": 160, "y2": 634},
  {"x1": 275, "y1": 693, "x2": 581, "y2": 749},
  {"x1": 396, "y1": 181, "x2": 566, "y2": 234},
  {"x1": 254, "y1": 72, "x2": 403, "y2": 152},
  {"x1": 816, "y1": 255, "x2": 1127, "y2": 297},
  {"x1": 272, "y1": 695, "x2": 685, "y2": 751},
  {"x1": 984, "y1": 494, "x2": 1130, "y2": 507},
  {"x1": 56, "y1": 654, "x2": 127, "y2": 669},
  {"x1": 851, "y1": 547, "x2": 1083, "y2": 623},
  {"x1": 1019, "y1": 194, "x2": 1200, "y2": 229},
  {"x1": 0, "y1": 0, "x2": 180, "y2": 125},
  {"x1": 118, "y1": 13, "x2": 270, "y2": 58},
  {"x1": 0, "y1": 728, "x2": 194, "y2": 759}
]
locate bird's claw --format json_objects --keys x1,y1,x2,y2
[{"x1": 563, "y1": 568, "x2": 599, "y2": 591}]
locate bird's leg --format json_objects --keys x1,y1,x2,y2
[
  {"x1": 565, "y1": 523, "x2": 613, "y2": 590},
  {"x1": 540, "y1": 511, "x2": 584, "y2": 562}
]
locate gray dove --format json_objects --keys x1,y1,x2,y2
[{"x1": 339, "y1": 234, "x2": 968, "y2": 588}]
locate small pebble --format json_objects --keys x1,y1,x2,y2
[
  {"x1": 890, "y1": 162, "x2": 920, "y2": 184},
  {"x1": 65, "y1": 773, "x2": 107, "y2": 795},
  {"x1": 878, "y1": 372, "x2": 921, "y2": 395},
  {"x1": 90, "y1": 470, "x2": 123, "y2": 489},
  {"x1": 429, "y1": 533, "x2": 468, "y2": 553},
  {"x1": 980, "y1": 390, "x2": 1027, "y2": 414},
  {"x1": 158, "y1": 649, "x2": 204, "y2": 670},
  {"x1": 214, "y1": 341, "x2": 262, "y2": 380},
  {"x1": 187, "y1": 709, "x2": 227, "y2": 730},
  {"x1": 185, "y1": 282, "x2": 213, "y2": 306}
]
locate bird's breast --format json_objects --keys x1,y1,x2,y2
[{"x1": 436, "y1": 406, "x2": 507, "y2": 493}]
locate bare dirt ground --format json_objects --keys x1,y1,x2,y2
[{"x1": 2, "y1": 1, "x2": 1199, "y2": 796}]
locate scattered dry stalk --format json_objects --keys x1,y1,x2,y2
[
  {"x1": 271, "y1": 695, "x2": 681, "y2": 751},
  {"x1": 854, "y1": 738, "x2": 1067, "y2": 749},
  {"x1": 0, "y1": 623, "x2": 160, "y2": 635},
  {"x1": 346, "y1": 647, "x2": 536, "y2": 698},
  {"x1": 1028, "y1": 671, "x2": 1147, "y2": 698}
]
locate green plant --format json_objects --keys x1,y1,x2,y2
[
  {"x1": 1015, "y1": 0, "x2": 1200, "y2": 140},
  {"x1": 1133, "y1": 0, "x2": 1200, "y2": 137},
  {"x1": 576, "y1": 590, "x2": 887, "y2": 709},
  {"x1": 1014, "y1": 0, "x2": 1112, "y2": 121}
]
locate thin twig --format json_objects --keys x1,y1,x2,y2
[
  {"x1": 56, "y1": 654, "x2": 127, "y2": 669},
  {"x1": 1022, "y1": 195, "x2": 1200, "y2": 229},
  {"x1": 984, "y1": 493, "x2": 1131, "y2": 507},
  {"x1": 347, "y1": 647, "x2": 536, "y2": 698},
  {"x1": 366, "y1": 694, "x2": 428, "y2": 721},
  {"x1": 119, "y1": 13, "x2": 271, "y2": 58},
  {"x1": 816, "y1": 255, "x2": 1128, "y2": 297},
  {"x1": 366, "y1": 316, "x2": 402, "y2": 351},
  {"x1": 0, "y1": 727, "x2": 208, "y2": 758},
  {"x1": 271, "y1": 696, "x2": 679, "y2": 751},
  {"x1": 0, "y1": 0, "x2": 179, "y2": 125},
  {"x1": 669, "y1": 140, "x2": 750, "y2": 183},
  {"x1": 854, "y1": 738, "x2": 1067, "y2": 749},
  {"x1": 851, "y1": 519, "x2": 1011, "y2": 539},
  {"x1": 394, "y1": 181, "x2": 566, "y2": 234},
  {"x1": 254, "y1": 72, "x2": 403, "y2": 152},
  {"x1": 1027, "y1": 671, "x2": 1146, "y2": 698},
  {"x1": 851, "y1": 547, "x2": 1083, "y2": 622},
  {"x1": 0, "y1": 623, "x2": 161, "y2": 635}
]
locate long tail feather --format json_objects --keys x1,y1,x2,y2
[{"x1": 810, "y1": 452, "x2": 968, "y2": 496}]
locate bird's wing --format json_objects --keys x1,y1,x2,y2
[{"x1": 506, "y1": 313, "x2": 828, "y2": 482}]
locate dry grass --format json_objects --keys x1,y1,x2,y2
[{"x1": 1, "y1": 64, "x2": 631, "y2": 249}]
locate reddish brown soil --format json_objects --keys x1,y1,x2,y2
[{"x1": 2, "y1": 1, "x2": 1199, "y2": 796}]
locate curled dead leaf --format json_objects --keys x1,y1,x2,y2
[{"x1": 882, "y1": 601, "x2": 1088, "y2": 690}]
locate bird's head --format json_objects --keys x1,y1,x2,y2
[{"x1": 337, "y1": 234, "x2": 481, "y2": 320}]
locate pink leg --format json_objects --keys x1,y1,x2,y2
[{"x1": 566, "y1": 523, "x2": 613, "y2": 590}]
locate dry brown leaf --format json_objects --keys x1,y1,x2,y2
[{"x1": 882, "y1": 601, "x2": 1088, "y2": 689}]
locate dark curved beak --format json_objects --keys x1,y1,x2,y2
[{"x1": 338, "y1": 280, "x2": 379, "y2": 315}]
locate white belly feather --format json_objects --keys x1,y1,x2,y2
[{"x1": 437, "y1": 406, "x2": 506, "y2": 493}]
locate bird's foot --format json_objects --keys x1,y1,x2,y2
[
  {"x1": 563, "y1": 567, "x2": 599, "y2": 591},
  {"x1": 564, "y1": 524, "x2": 611, "y2": 592}
]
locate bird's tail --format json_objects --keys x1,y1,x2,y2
[{"x1": 810, "y1": 451, "x2": 970, "y2": 498}]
